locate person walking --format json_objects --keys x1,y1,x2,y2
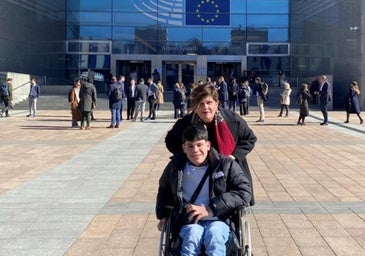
[
  {"x1": 106, "y1": 76, "x2": 123, "y2": 128},
  {"x1": 0, "y1": 78, "x2": 13, "y2": 117},
  {"x1": 70, "y1": 79, "x2": 82, "y2": 127},
  {"x1": 297, "y1": 83, "x2": 311, "y2": 125},
  {"x1": 344, "y1": 81, "x2": 363, "y2": 124},
  {"x1": 132, "y1": 78, "x2": 148, "y2": 122},
  {"x1": 79, "y1": 79, "x2": 97, "y2": 130},
  {"x1": 278, "y1": 82, "x2": 292, "y2": 117},
  {"x1": 26, "y1": 78, "x2": 40, "y2": 118}
]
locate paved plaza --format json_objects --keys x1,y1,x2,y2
[{"x1": 0, "y1": 100, "x2": 365, "y2": 255}]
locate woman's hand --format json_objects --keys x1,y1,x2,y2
[{"x1": 157, "y1": 218, "x2": 166, "y2": 231}]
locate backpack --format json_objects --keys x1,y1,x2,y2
[
  {"x1": 113, "y1": 85, "x2": 122, "y2": 100},
  {"x1": 0, "y1": 83, "x2": 8, "y2": 97},
  {"x1": 261, "y1": 83, "x2": 269, "y2": 95}
]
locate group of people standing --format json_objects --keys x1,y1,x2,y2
[
  {"x1": 277, "y1": 75, "x2": 363, "y2": 126},
  {"x1": 69, "y1": 70, "x2": 363, "y2": 129},
  {"x1": 70, "y1": 72, "x2": 165, "y2": 129},
  {"x1": 0, "y1": 77, "x2": 40, "y2": 118}
]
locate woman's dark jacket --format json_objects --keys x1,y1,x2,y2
[
  {"x1": 165, "y1": 107, "x2": 257, "y2": 205},
  {"x1": 156, "y1": 148, "x2": 252, "y2": 222},
  {"x1": 345, "y1": 87, "x2": 361, "y2": 114}
]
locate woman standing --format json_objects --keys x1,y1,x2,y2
[
  {"x1": 155, "y1": 80, "x2": 164, "y2": 111},
  {"x1": 297, "y1": 83, "x2": 311, "y2": 125},
  {"x1": 345, "y1": 81, "x2": 363, "y2": 124},
  {"x1": 278, "y1": 82, "x2": 292, "y2": 117},
  {"x1": 165, "y1": 84, "x2": 257, "y2": 205},
  {"x1": 70, "y1": 79, "x2": 82, "y2": 127}
]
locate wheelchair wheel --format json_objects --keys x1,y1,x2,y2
[
  {"x1": 242, "y1": 218, "x2": 252, "y2": 256},
  {"x1": 159, "y1": 217, "x2": 174, "y2": 256}
]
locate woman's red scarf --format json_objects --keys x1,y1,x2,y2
[
  {"x1": 214, "y1": 111, "x2": 236, "y2": 155},
  {"x1": 192, "y1": 110, "x2": 236, "y2": 156}
]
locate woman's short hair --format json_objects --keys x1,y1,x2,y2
[{"x1": 190, "y1": 84, "x2": 218, "y2": 109}]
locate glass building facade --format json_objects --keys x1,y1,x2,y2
[
  {"x1": 0, "y1": 0, "x2": 364, "y2": 108},
  {"x1": 0, "y1": 0, "x2": 66, "y2": 84},
  {"x1": 65, "y1": 0, "x2": 291, "y2": 89}
]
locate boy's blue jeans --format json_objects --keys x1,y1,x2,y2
[{"x1": 179, "y1": 220, "x2": 229, "y2": 256}]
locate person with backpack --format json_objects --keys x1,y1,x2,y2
[
  {"x1": 106, "y1": 76, "x2": 123, "y2": 128},
  {"x1": 0, "y1": 78, "x2": 12, "y2": 117},
  {"x1": 238, "y1": 80, "x2": 251, "y2": 116},
  {"x1": 253, "y1": 77, "x2": 268, "y2": 122}
]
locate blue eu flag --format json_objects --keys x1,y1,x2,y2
[{"x1": 186, "y1": 0, "x2": 230, "y2": 26}]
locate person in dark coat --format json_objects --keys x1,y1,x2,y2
[
  {"x1": 79, "y1": 79, "x2": 97, "y2": 130},
  {"x1": 344, "y1": 81, "x2": 363, "y2": 124},
  {"x1": 106, "y1": 76, "x2": 123, "y2": 128},
  {"x1": 297, "y1": 83, "x2": 311, "y2": 125},
  {"x1": 165, "y1": 84, "x2": 257, "y2": 206},
  {"x1": 157, "y1": 124, "x2": 251, "y2": 255}
]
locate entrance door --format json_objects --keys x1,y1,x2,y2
[
  {"x1": 162, "y1": 62, "x2": 196, "y2": 90},
  {"x1": 207, "y1": 62, "x2": 241, "y2": 83},
  {"x1": 116, "y1": 60, "x2": 151, "y2": 83}
]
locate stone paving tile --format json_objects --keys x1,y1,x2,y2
[
  {"x1": 299, "y1": 246, "x2": 336, "y2": 256},
  {"x1": 324, "y1": 237, "x2": 365, "y2": 256}
]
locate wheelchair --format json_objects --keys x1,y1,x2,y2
[{"x1": 159, "y1": 206, "x2": 252, "y2": 256}]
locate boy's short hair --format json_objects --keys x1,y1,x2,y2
[{"x1": 182, "y1": 124, "x2": 208, "y2": 143}]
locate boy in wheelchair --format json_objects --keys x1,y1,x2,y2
[{"x1": 156, "y1": 124, "x2": 252, "y2": 256}]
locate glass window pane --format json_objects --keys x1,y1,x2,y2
[
  {"x1": 247, "y1": 0, "x2": 289, "y2": 14},
  {"x1": 231, "y1": 14, "x2": 247, "y2": 27},
  {"x1": 202, "y1": 28, "x2": 231, "y2": 42},
  {"x1": 80, "y1": 26, "x2": 112, "y2": 40},
  {"x1": 114, "y1": 12, "x2": 157, "y2": 26},
  {"x1": 79, "y1": 12, "x2": 111, "y2": 25},
  {"x1": 113, "y1": 27, "x2": 136, "y2": 41},
  {"x1": 248, "y1": 44, "x2": 289, "y2": 55},
  {"x1": 67, "y1": 0, "x2": 112, "y2": 11},
  {"x1": 247, "y1": 14, "x2": 288, "y2": 27},
  {"x1": 113, "y1": 0, "x2": 139, "y2": 12},
  {"x1": 231, "y1": 0, "x2": 246, "y2": 13},
  {"x1": 165, "y1": 27, "x2": 202, "y2": 42}
]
